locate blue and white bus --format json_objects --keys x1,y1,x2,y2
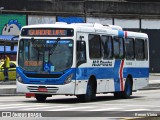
[{"x1": 16, "y1": 22, "x2": 149, "y2": 102}]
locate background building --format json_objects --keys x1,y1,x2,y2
[{"x1": 0, "y1": 0, "x2": 160, "y2": 72}]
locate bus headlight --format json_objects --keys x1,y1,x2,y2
[
  {"x1": 17, "y1": 73, "x2": 23, "y2": 83},
  {"x1": 64, "y1": 74, "x2": 73, "y2": 84}
]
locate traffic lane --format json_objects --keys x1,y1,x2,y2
[{"x1": 0, "y1": 90, "x2": 160, "y2": 118}]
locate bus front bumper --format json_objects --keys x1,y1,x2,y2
[{"x1": 16, "y1": 81, "x2": 76, "y2": 95}]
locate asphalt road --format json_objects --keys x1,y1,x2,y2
[{"x1": 0, "y1": 89, "x2": 160, "y2": 120}]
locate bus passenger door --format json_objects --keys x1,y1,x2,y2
[
  {"x1": 113, "y1": 37, "x2": 125, "y2": 92},
  {"x1": 114, "y1": 60, "x2": 123, "y2": 92},
  {"x1": 76, "y1": 40, "x2": 87, "y2": 94}
]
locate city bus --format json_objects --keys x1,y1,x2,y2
[{"x1": 16, "y1": 22, "x2": 149, "y2": 102}]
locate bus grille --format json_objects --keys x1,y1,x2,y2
[
  {"x1": 24, "y1": 73, "x2": 62, "y2": 78},
  {"x1": 27, "y1": 86, "x2": 59, "y2": 93}
]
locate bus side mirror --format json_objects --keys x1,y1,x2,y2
[{"x1": 77, "y1": 41, "x2": 86, "y2": 67}]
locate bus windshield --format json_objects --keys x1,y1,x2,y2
[{"x1": 18, "y1": 39, "x2": 73, "y2": 72}]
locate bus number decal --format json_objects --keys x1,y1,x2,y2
[{"x1": 126, "y1": 62, "x2": 132, "y2": 66}]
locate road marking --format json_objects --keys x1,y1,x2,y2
[
  {"x1": 47, "y1": 106, "x2": 95, "y2": 111},
  {"x1": 80, "y1": 102, "x2": 140, "y2": 105},
  {"x1": 0, "y1": 103, "x2": 56, "y2": 110},
  {"x1": 127, "y1": 104, "x2": 160, "y2": 107},
  {"x1": 0, "y1": 106, "x2": 23, "y2": 109},
  {"x1": 0, "y1": 103, "x2": 48, "y2": 107},
  {"x1": 0, "y1": 104, "x2": 25, "y2": 107},
  {"x1": 124, "y1": 109, "x2": 150, "y2": 111},
  {"x1": 89, "y1": 108, "x2": 122, "y2": 111},
  {"x1": 21, "y1": 106, "x2": 68, "y2": 111}
]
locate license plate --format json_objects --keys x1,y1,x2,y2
[{"x1": 38, "y1": 87, "x2": 48, "y2": 92}]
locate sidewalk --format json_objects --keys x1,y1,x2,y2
[
  {"x1": 142, "y1": 75, "x2": 160, "y2": 90},
  {"x1": 0, "y1": 81, "x2": 17, "y2": 95},
  {"x1": 0, "y1": 74, "x2": 160, "y2": 95}
]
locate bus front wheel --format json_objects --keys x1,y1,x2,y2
[
  {"x1": 77, "y1": 81, "x2": 96, "y2": 102},
  {"x1": 35, "y1": 94, "x2": 47, "y2": 102}
]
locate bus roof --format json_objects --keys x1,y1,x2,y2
[{"x1": 22, "y1": 22, "x2": 148, "y2": 39}]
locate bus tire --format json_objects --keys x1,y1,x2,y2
[
  {"x1": 122, "y1": 78, "x2": 132, "y2": 99},
  {"x1": 114, "y1": 78, "x2": 132, "y2": 99},
  {"x1": 114, "y1": 92, "x2": 122, "y2": 99},
  {"x1": 86, "y1": 81, "x2": 96, "y2": 101},
  {"x1": 77, "y1": 81, "x2": 96, "y2": 102},
  {"x1": 35, "y1": 94, "x2": 47, "y2": 102}
]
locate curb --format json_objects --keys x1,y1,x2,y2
[
  {"x1": 0, "y1": 88, "x2": 16, "y2": 94},
  {"x1": 140, "y1": 86, "x2": 160, "y2": 90},
  {"x1": 139, "y1": 83, "x2": 160, "y2": 90},
  {"x1": 0, "y1": 81, "x2": 18, "y2": 95},
  {"x1": 0, "y1": 81, "x2": 16, "y2": 85},
  {"x1": 0, "y1": 87, "x2": 24, "y2": 96}
]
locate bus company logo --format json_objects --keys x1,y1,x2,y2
[
  {"x1": 92, "y1": 60, "x2": 112, "y2": 67},
  {"x1": 2, "y1": 112, "x2": 12, "y2": 117}
]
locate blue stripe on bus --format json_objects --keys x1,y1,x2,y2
[
  {"x1": 113, "y1": 60, "x2": 121, "y2": 91},
  {"x1": 17, "y1": 67, "x2": 149, "y2": 86},
  {"x1": 118, "y1": 31, "x2": 124, "y2": 37},
  {"x1": 76, "y1": 67, "x2": 149, "y2": 80}
]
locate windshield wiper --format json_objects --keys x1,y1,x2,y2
[
  {"x1": 48, "y1": 38, "x2": 60, "y2": 63},
  {"x1": 31, "y1": 37, "x2": 41, "y2": 62},
  {"x1": 49, "y1": 38, "x2": 60, "y2": 55}
]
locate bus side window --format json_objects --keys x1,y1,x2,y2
[
  {"x1": 113, "y1": 37, "x2": 125, "y2": 59},
  {"x1": 125, "y1": 38, "x2": 135, "y2": 60},
  {"x1": 89, "y1": 34, "x2": 102, "y2": 59},
  {"x1": 101, "y1": 36, "x2": 113, "y2": 59},
  {"x1": 135, "y1": 39, "x2": 145, "y2": 60}
]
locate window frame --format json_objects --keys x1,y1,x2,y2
[{"x1": 144, "y1": 39, "x2": 148, "y2": 60}]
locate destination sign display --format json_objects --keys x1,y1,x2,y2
[{"x1": 21, "y1": 28, "x2": 74, "y2": 37}]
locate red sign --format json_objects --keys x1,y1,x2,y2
[{"x1": 38, "y1": 87, "x2": 48, "y2": 92}]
